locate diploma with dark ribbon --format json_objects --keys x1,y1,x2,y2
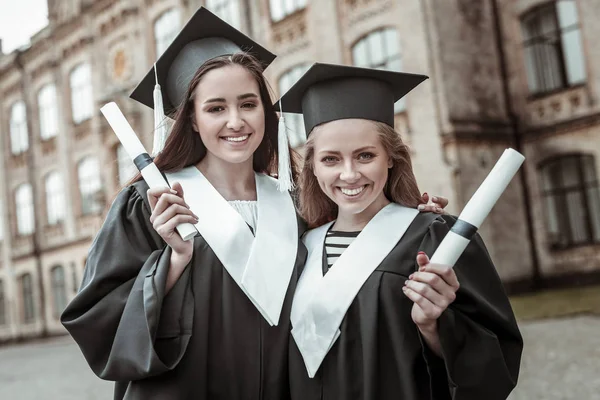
[
  {"x1": 430, "y1": 148, "x2": 525, "y2": 266},
  {"x1": 100, "y1": 102, "x2": 197, "y2": 241}
]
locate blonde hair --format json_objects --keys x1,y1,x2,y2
[{"x1": 299, "y1": 121, "x2": 422, "y2": 228}]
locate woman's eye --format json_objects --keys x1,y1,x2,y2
[
  {"x1": 242, "y1": 102, "x2": 258, "y2": 109},
  {"x1": 321, "y1": 156, "x2": 338, "y2": 163},
  {"x1": 358, "y1": 152, "x2": 375, "y2": 160},
  {"x1": 207, "y1": 106, "x2": 224, "y2": 113}
]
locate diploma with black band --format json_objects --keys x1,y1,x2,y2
[
  {"x1": 430, "y1": 148, "x2": 525, "y2": 266},
  {"x1": 100, "y1": 102, "x2": 198, "y2": 241}
]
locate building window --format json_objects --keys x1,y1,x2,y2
[
  {"x1": 51, "y1": 265, "x2": 67, "y2": 319},
  {"x1": 0, "y1": 280, "x2": 6, "y2": 326},
  {"x1": 78, "y1": 157, "x2": 102, "y2": 215},
  {"x1": 38, "y1": 83, "x2": 59, "y2": 140},
  {"x1": 45, "y1": 171, "x2": 66, "y2": 225},
  {"x1": 540, "y1": 154, "x2": 600, "y2": 248},
  {"x1": 352, "y1": 28, "x2": 404, "y2": 112},
  {"x1": 278, "y1": 64, "x2": 310, "y2": 147},
  {"x1": 9, "y1": 101, "x2": 29, "y2": 155},
  {"x1": 20, "y1": 273, "x2": 35, "y2": 324},
  {"x1": 154, "y1": 9, "x2": 181, "y2": 57},
  {"x1": 207, "y1": 0, "x2": 240, "y2": 28},
  {"x1": 116, "y1": 145, "x2": 137, "y2": 186},
  {"x1": 15, "y1": 183, "x2": 35, "y2": 236},
  {"x1": 269, "y1": 0, "x2": 306, "y2": 22},
  {"x1": 70, "y1": 63, "x2": 93, "y2": 124},
  {"x1": 521, "y1": 0, "x2": 586, "y2": 95}
]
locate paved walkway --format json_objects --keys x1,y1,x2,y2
[{"x1": 1, "y1": 315, "x2": 598, "y2": 399}]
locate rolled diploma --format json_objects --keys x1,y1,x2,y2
[
  {"x1": 429, "y1": 148, "x2": 525, "y2": 266},
  {"x1": 100, "y1": 102, "x2": 197, "y2": 241}
]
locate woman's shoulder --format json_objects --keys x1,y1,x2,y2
[{"x1": 111, "y1": 180, "x2": 152, "y2": 214}]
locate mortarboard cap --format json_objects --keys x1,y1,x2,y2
[
  {"x1": 275, "y1": 63, "x2": 428, "y2": 135},
  {"x1": 130, "y1": 7, "x2": 276, "y2": 114}
]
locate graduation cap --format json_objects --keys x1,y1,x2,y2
[
  {"x1": 128, "y1": 7, "x2": 296, "y2": 191},
  {"x1": 131, "y1": 7, "x2": 275, "y2": 114},
  {"x1": 275, "y1": 63, "x2": 428, "y2": 135}
]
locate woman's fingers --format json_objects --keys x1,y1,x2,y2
[
  {"x1": 152, "y1": 203, "x2": 198, "y2": 228},
  {"x1": 408, "y1": 271, "x2": 457, "y2": 306},
  {"x1": 157, "y1": 214, "x2": 200, "y2": 238},
  {"x1": 147, "y1": 187, "x2": 176, "y2": 210},
  {"x1": 402, "y1": 285, "x2": 443, "y2": 320},
  {"x1": 150, "y1": 193, "x2": 190, "y2": 223},
  {"x1": 419, "y1": 263, "x2": 460, "y2": 291},
  {"x1": 404, "y1": 279, "x2": 447, "y2": 307}
]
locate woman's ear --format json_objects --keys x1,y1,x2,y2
[{"x1": 388, "y1": 156, "x2": 393, "y2": 169}]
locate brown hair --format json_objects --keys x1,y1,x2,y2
[
  {"x1": 299, "y1": 121, "x2": 422, "y2": 227},
  {"x1": 130, "y1": 52, "x2": 298, "y2": 183}
]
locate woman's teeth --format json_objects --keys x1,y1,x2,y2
[
  {"x1": 340, "y1": 186, "x2": 365, "y2": 196},
  {"x1": 224, "y1": 135, "x2": 249, "y2": 142}
]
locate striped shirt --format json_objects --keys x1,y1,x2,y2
[{"x1": 325, "y1": 230, "x2": 361, "y2": 268}]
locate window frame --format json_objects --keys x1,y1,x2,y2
[
  {"x1": 45, "y1": 171, "x2": 66, "y2": 226},
  {"x1": 269, "y1": 0, "x2": 307, "y2": 23},
  {"x1": 521, "y1": 0, "x2": 586, "y2": 97},
  {"x1": 15, "y1": 183, "x2": 35, "y2": 236},
  {"x1": 38, "y1": 83, "x2": 60, "y2": 140},
  {"x1": 69, "y1": 63, "x2": 93, "y2": 124},
  {"x1": 9, "y1": 101, "x2": 29, "y2": 155},
  {"x1": 154, "y1": 8, "x2": 181, "y2": 58},
  {"x1": 206, "y1": 0, "x2": 241, "y2": 28},
  {"x1": 538, "y1": 153, "x2": 600, "y2": 249},
  {"x1": 50, "y1": 265, "x2": 67, "y2": 319},
  {"x1": 77, "y1": 157, "x2": 103, "y2": 216},
  {"x1": 20, "y1": 273, "x2": 35, "y2": 324}
]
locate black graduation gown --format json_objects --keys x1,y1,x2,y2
[
  {"x1": 61, "y1": 181, "x2": 307, "y2": 400},
  {"x1": 289, "y1": 213, "x2": 523, "y2": 400}
]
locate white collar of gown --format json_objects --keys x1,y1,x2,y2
[
  {"x1": 166, "y1": 167, "x2": 298, "y2": 326},
  {"x1": 290, "y1": 203, "x2": 418, "y2": 377}
]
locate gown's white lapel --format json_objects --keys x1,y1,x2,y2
[
  {"x1": 166, "y1": 167, "x2": 298, "y2": 326},
  {"x1": 241, "y1": 173, "x2": 298, "y2": 326},
  {"x1": 290, "y1": 203, "x2": 419, "y2": 377}
]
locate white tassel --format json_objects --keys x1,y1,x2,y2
[
  {"x1": 277, "y1": 114, "x2": 294, "y2": 192},
  {"x1": 152, "y1": 64, "x2": 168, "y2": 156}
]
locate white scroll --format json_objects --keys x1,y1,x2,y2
[
  {"x1": 100, "y1": 102, "x2": 197, "y2": 241},
  {"x1": 430, "y1": 148, "x2": 525, "y2": 266}
]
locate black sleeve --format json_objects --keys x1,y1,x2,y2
[
  {"x1": 418, "y1": 215, "x2": 523, "y2": 400},
  {"x1": 61, "y1": 183, "x2": 194, "y2": 381}
]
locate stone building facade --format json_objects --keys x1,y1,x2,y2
[{"x1": 0, "y1": 0, "x2": 598, "y2": 341}]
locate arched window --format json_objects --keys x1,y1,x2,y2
[
  {"x1": 207, "y1": 0, "x2": 240, "y2": 28},
  {"x1": 45, "y1": 171, "x2": 66, "y2": 225},
  {"x1": 0, "y1": 280, "x2": 6, "y2": 326},
  {"x1": 278, "y1": 64, "x2": 310, "y2": 147},
  {"x1": 15, "y1": 183, "x2": 35, "y2": 235},
  {"x1": 70, "y1": 63, "x2": 93, "y2": 124},
  {"x1": 51, "y1": 265, "x2": 67, "y2": 319},
  {"x1": 521, "y1": 0, "x2": 585, "y2": 94},
  {"x1": 20, "y1": 273, "x2": 35, "y2": 323},
  {"x1": 352, "y1": 28, "x2": 404, "y2": 111},
  {"x1": 38, "y1": 83, "x2": 59, "y2": 140},
  {"x1": 154, "y1": 9, "x2": 181, "y2": 57},
  {"x1": 78, "y1": 157, "x2": 102, "y2": 215},
  {"x1": 10, "y1": 101, "x2": 29, "y2": 155},
  {"x1": 540, "y1": 154, "x2": 600, "y2": 248},
  {"x1": 269, "y1": 0, "x2": 306, "y2": 22}
]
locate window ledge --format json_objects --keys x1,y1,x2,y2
[{"x1": 527, "y1": 83, "x2": 586, "y2": 102}]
